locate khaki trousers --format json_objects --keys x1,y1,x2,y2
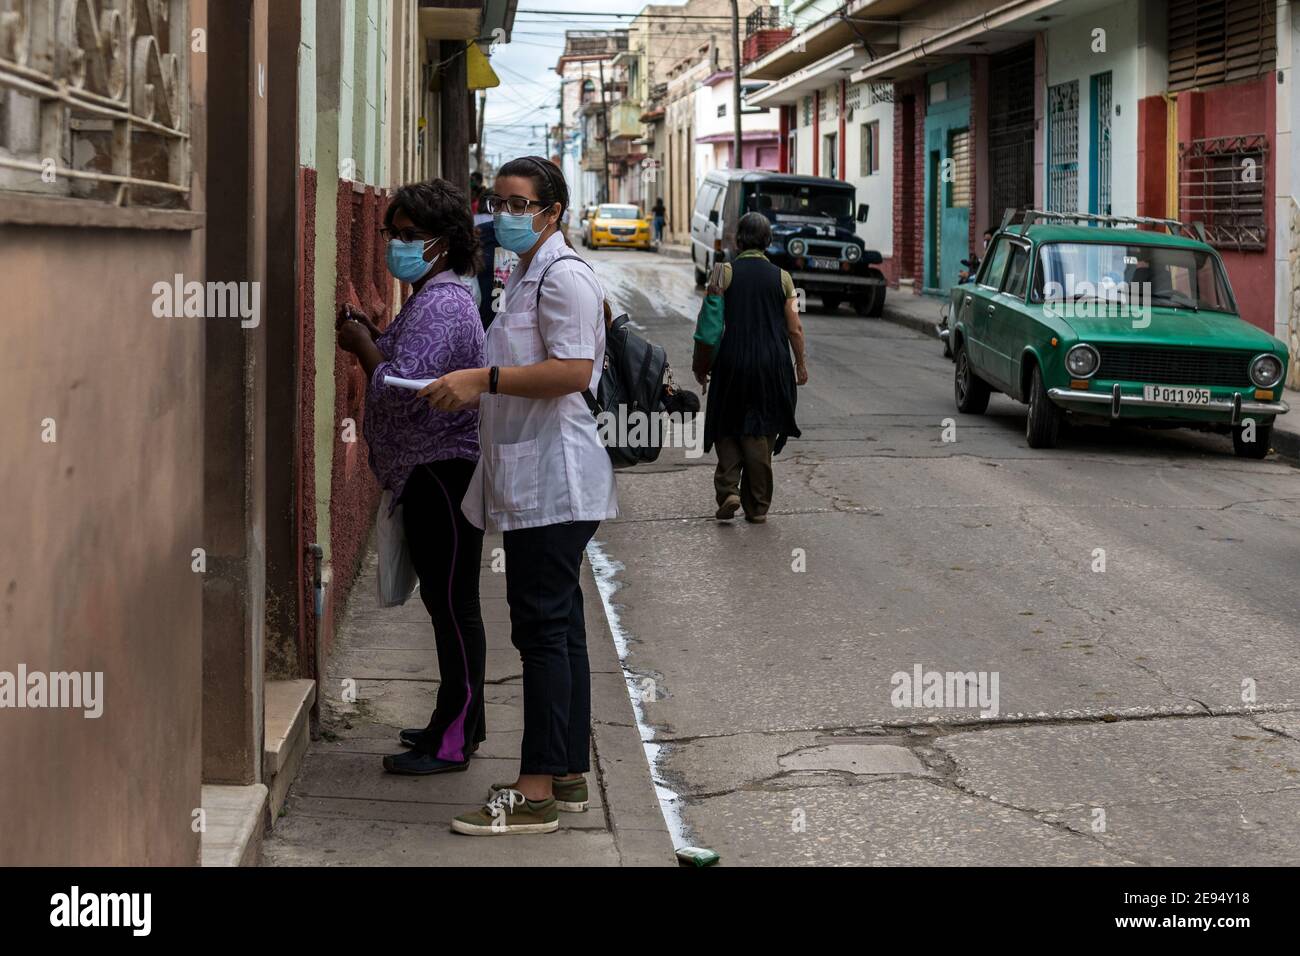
[{"x1": 714, "y1": 435, "x2": 776, "y2": 518}]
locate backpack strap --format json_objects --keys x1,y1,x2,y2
[
  {"x1": 533, "y1": 254, "x2": 593, "y2": 310},
  {"x1": 532, "y1": 253, "x2": 603, "y2": 416}
]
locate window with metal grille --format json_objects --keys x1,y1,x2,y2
[
  {"x1": 860, "y1": 121, "x2": 879, "y2": 177},
  {"x1": 802, "y1": 96, "x2": 812, "y2": 127},
  {"x1": 845, "y1": 82, "x2": 861, "y2": 112},
  {"x1": 1047, "y1": 80, "x2": 1079, "y2": 213},
  {"x1": 988, "y1": 44, "x2": 1035, "y2": 222},
  {"x1": 1168, "y1": 0, "x2": 1276, "y2": 92},
  {"x1": 0, "y1": 0, "x2": 191, "y2": 213},
  {"x1": 1178, "y1": 134, "x2": 1268, "y2": 250},
  {"x1": 870, "y1": 83, "x2": 893, "y2": 106},
  {"x1": 947, "y1": 128, "x2": 971, "y2": 209}
]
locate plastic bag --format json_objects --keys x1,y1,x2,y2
[{"x1": 375, "y1": 490, "x2": 418, "y2": 607}]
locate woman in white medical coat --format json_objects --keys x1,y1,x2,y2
[{"x1": 421, "y1": 156, "x2": 617, "y2": 836}]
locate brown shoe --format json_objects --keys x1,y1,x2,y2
[
  {"x1": 715, "y1": 495, "x2": 741, "y2": 520},
  {"x1": 744, "y1": 513, "x2": 767, "y2": 523}
]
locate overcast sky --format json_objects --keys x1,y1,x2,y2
[{"x1": 483, "y1": 1, "x2": 712, "y2": 167}]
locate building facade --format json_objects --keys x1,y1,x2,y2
[
  {"x1": 745, "y1": 0, "x2": 1298, "y2": 377},
  {"x1": 0, "y1": 0, "x2": 515, "y2": 866}
]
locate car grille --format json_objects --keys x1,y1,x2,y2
[
  {"x1": 1095, "y1": 346, "x2": 1255, "y2": 387},
  {"x1": 611, "y1": 226, "x2": 636, "y2": 236},
  {"x1": 806, "y1": 241, "x2": 845, "y2": 259}
]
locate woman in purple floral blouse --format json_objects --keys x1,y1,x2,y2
[{"x1": 337, "y1": 179, "x2": 487, "y2": 776}]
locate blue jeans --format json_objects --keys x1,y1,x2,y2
[{"x1": 653, "y1": 216, "x2": 665, "y2": 242}]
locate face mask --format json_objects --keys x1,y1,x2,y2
[
  {"x1": 386, "y1": 238, "x2": 442, "y2": 283},
  {"x1": 494, "y1": 209, "x2": 549, "y2": 254}
]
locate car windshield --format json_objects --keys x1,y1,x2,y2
[
  {"x1": 599, "y1": 205, "x2": 641, "y2": 219},
  {"x1": 749, "y1": 183, "x2": 853, "y2": 219},
  {"x1": 1031, "y1": 241, "x2": 1236, "y2": 314}
]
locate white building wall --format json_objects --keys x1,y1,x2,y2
[
  {"x1": 1044, "y1": 2, "x2": 1144, "y2": 216},
  {"x1": 843, "y1": 86, "x2": 893, "y2": 258}
]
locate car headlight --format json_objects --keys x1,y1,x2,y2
[
  {"x1": 1249, "y1": 353, "x2": 1284, "y2": 388},
  {"x1": 1065, "y1": 343, "x2": 1100, "y2": 378},
  {"x1": 787, "y1": 238, "x2": 806, "y2": 256},
  {"x1": 844, "y1": 244, "x2": 862, "y2": 262}
]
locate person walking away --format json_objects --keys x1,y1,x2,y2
[
  {"x1": 337, "y1": 179, "x2": 488, "y2": 776},
  {"x1": 692, "y1": 211, "x2": 807, "y2": 523},
  {"x1": 652, "y1": 196, "x2": 667, "y2": 244},
  {"x1": 419, "y1": 155, "x2": 617, "y2": 835}
]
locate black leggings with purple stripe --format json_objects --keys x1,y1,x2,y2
[{"x1": 400, "y1": 458, "x2": 486, "y2": 762}]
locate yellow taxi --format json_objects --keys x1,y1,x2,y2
[{"x1": 586, "y1": 203, "x2": 655, "y2": 251}]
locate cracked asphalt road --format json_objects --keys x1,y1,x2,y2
[{"x1": 585, "y1": 246, "x2": 1300, "y2": 866}]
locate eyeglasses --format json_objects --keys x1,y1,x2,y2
[
  {"x1": 483, "y1": 194, "x2": 547, "y2": 216},
  {"x1": 380, "y1": 227, "x2": 432, "y2": 243}
]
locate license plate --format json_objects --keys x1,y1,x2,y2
[
  {"x1": 809, "y1": 256, "x2": 839, "y2": 270},
  {"x1": 1143, "y1": 385, "x2": 1211, "y2": 405}
]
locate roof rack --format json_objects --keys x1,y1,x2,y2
[{"x1": 997, "y1": 208, "x2": 1208, "y2": 243}]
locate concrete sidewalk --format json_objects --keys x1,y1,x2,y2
[
  {"x1": 878, "y1": 290, "x2": 1300, "y2": 464},
  {"x1": 263, "y1": 535, "x2": 675, "y2": 867}
]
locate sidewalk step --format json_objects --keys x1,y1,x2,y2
[
  {"x1": 200, "y1": 784, "x2": 268, "y2": 866},
  {"x1": 264, "y1": 678, "x2": 316, "y2": 821}
]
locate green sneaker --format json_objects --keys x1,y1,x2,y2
[
  {"x1": 451, "y1": 789, "x2": 559, "y2": 836},
  {"x1": 488, "y1": 776, "x2": 589, "y2": 812}
]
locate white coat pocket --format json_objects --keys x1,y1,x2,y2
[
  {"x1": 487, "y1": 437, "x2": 540, "y2": 513},
  {"x1": 507, "y1": 325, "x2": 547, "y2": 365}
]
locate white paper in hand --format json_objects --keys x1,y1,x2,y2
[{"x1": 384, "y1": 375, "x2": 437, "y2": 391}]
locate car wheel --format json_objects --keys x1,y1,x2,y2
[
  {"x1": 954, "y1": 341, "x2": 991, "y2": 415},
  {"x1": 695, "y1": 265, "x2": 707, "y2": 287},
  {"x1": 1232, "y1": 420, "x2": 1272, "y2": 459},
  {"x1": 1024, "y1": 363, "x2": 1061, "y2": 449},
  {"x1": 821, "y1": 295, "x2": 843, "y2": 312},
  {"x1": 852, "y1": 270, "x2": 886, "y2": 317}
]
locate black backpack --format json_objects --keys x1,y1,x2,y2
[{"x1": 536, "y1": 255, "x2": 682, "y2": 468}]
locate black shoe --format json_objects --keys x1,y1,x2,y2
[
  {"x1": 382, "y1": 749, "x2": 471, "y2": 775},
  {"x1": 399, "y1": 728, "x2": 480, "y2": 754}
]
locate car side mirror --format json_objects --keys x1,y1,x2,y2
[
  {"x1": 856, "y1": 203, "x2": 870, "y2": 224},
  {"x1": 708, "y1": 209, "x2": 719, "y2": 225}
]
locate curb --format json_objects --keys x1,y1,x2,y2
[
  {"x1": 879, "y1": 300, "x2": 942, "y2": 340},
  {"x1": 581, "y1": 563, "x2": 677, "y2": 867},
  {"x1": 656, "y1": 244, "x2": 692, "y2": 261},
  {"x1": 1271, "y1": 423, "x2": 1300, "y2": 464}
]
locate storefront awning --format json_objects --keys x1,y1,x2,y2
[
  {"x1": 746, "y1": 44, "x2": 872, "y2": 107},
  {"x1": 850, "y1": 0, "x2": 1061, "y2": 85}
]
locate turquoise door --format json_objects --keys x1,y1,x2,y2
[{"x1": 924, "y1": 63, "x2": 972, "y2": 293}]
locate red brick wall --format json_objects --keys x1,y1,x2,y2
[
  {"x1": 892, "y1": 79, "x2": 925, "y2": 290},
  {"x1": 328, "y1": 181, "x2": 390, "y2": 658},
  {"x1": 298, "y1": 167, "x2": 318, "y2": 668},
  {"x1": 743, "y1": 28, "x2": 792, "y2": 65}
]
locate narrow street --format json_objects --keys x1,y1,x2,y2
[{"x1": 587, "y1": 247, "x2": 1300, "y2": 866}]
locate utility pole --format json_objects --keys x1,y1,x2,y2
[
  {"x1": 731, "y1": 0, "x2": 743, "y2": 170},
  {"x1": 475, "y1": 91, "x2": 486, "y2": 175},
  {"x1": 598, "y1": 56, "x2": 612, "y2": 203}
]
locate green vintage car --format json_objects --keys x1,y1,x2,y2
[{"x1": 949, "y1": 211, "x2": 1290, "y2": 457}]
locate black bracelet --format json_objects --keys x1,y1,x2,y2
[{"x1": 489, "y1": 366, "x2": 500, "y2": 394}]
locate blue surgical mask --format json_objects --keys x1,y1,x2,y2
[
  {"x1": 494, "y1": 211, "x2": 546, "y2": 254},
  {"x1": 386, "y1": 238, "x2": 442, "y2": 283}
]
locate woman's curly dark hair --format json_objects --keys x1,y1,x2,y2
[{"x1": 384, "y1": 179, "x2": 482, "y2": 277}]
